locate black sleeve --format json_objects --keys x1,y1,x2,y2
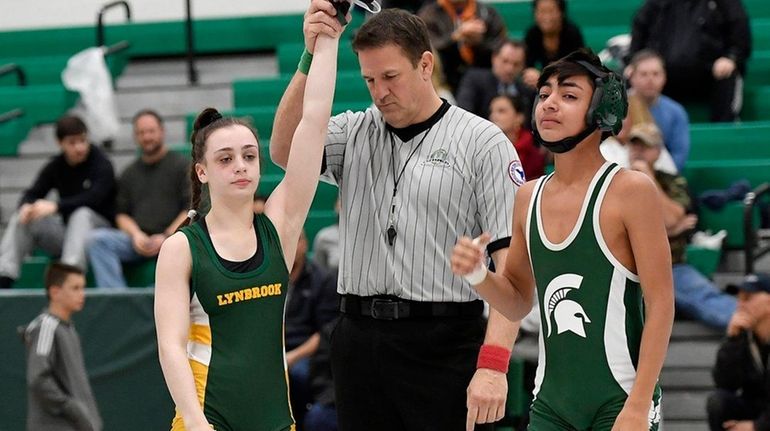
[
  {"x1": 629, "y1": 0, "x2": 656, "y2": 57},
  {"x1": 758, "y1": 362, "x2": 770, "y2": 431},
  {"x1": 419, "y1": 5, "x2": 454, "y2": 51},
  {"x1": 717, "y1": 0, "x2": 752, "y2": 69},
  {"x1": 566, "y1": 21, "x2": 586, "y2": 52},
  {"x1": 712, "y1": 333, "x2": 749, "y2": 391},
  {"x1": 487, "y1": 236, "x2": 511, "y2": 257},
  {"x1": 20, "y1": 161, "x2": 57, "y2": 207},
  {"x1": 58, "y1": 154, "x2": 116, "y2": 215},
  {"x1": 524, "y1": 26, "x2": 541, "y2": 68},
  {"x1": 479, "y1": 7, "x2": 507, "y2": 57}
]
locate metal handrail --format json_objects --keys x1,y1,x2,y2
[
  {"x1": 104, "y1": 40, "x2": 130, "y2": 57},
  {"x1": 0, "y1": 64, "x2": 27, "y2": 86},
  {"x1": 185, "y1": 0, "x2": 199, "y2": 85},
  {"x1": 743, "y1": 182, "x2": 770, "y2": 274},
  {"x1": 0, "y1": 109, "x2": 24, "y2": 124},
  {"x1": 96, "y1": 1, "x2": 132, "y2": 47}
]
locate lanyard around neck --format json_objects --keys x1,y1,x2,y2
[{"x1": 386, "y1": 128, "x2": 433, "y2": 246}]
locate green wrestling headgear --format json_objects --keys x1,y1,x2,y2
[{"x1": 532, "y1": 50, "x2": 628, "y2": 153}]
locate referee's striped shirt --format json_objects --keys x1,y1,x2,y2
[{"x1": 322, "y1": 101, "x2": 521, "y2": 302}]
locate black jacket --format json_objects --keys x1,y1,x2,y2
[
  {"x1": 419, "y1": 1, "x2": 507, "y2": 90},
  {"x1": 524, "y1": 19, "x2": 585, "y2": 70},
  {"x1": 284, "y1": 260, "x2": 339, "y2": 351},
  {"x1": 712, "y1": 331, "x2": 770, "y2": 431},
  {"x1": 20, "y1": 145, "x2": 116, "y2": 224},
  {"x1": 630, "y1": 0, "x2": 752, "y2": 76},
  {"x1": 455, "y1": 67, "x2": 536, "y2": 121}
]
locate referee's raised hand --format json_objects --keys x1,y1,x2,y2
[{"x1": 303, "y1": 0, "x2": 348, "y2": 54}]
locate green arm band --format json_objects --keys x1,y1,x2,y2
[{"x1": 298, "y1": 48, "x2": 313, "y2": 75}]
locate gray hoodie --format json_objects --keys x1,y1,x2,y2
[{"x1": 23, "y1": 311, "x2": 102, "y2": 431}]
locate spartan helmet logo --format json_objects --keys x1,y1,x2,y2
[{"x1": 544, "y1": 274, "x2": 591, "y2": 338}]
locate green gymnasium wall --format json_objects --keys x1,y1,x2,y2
[{"x1": 0, "y1": 290, "x2": 173, "y2": 431}]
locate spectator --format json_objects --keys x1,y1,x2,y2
[
  {"x1": 628, "y1": 123, "x2": 736, "y2": 331},
  {"x1": 22, "y1": 262, "x2": 102, "y2": 431},
  {"x1": 419, "y1": 0, "x2": 507, "y2": 90},
  {"x1": 285, "y1": 231, "x2": 339, "y2": 429},
  {"x1": 627, "y1": 49, "x2": 691, "y2": 172},
  {"x1": 600, "y1": 93, "x2": 679, "y2": 174},
  {"x1": 630, "y1": 0, "x2": 752, "y2": 122},
  {"x1": 86, "y1": 110, "x2": 189, "y2": 288},
  {"x1": 312, "y1": 198, "x2": 341, "y2": 272},
  {"x1": 0, "y1": 115, "x2": 115, "y2": 289},
  {"x1": 707, "y1": 273, "x2": 770, "y2": 431},
  {"x1": 456, "y1": 39, "x2": 536, "y2": 120},
  {"x1": 522, "y1": 0, "x2": 585, "y2": 88},
  {"x1": 489, "y1": 94, "x2": 545, "y2": 180},
  {"x1": 306, "y1": 319, "x2": 339, "y2": 431}
]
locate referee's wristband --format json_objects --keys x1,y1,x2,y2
[
  {"x1": 298, "y1": 48, "x2": 313, "y2": 75},
  {"x1": 477, "y1": 344, "x2": 511, "y2": 373},
  {"x1": 463, "y1": 265, "x2": 488, "y2": 286}
]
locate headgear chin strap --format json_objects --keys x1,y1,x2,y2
[
  {"x1": 531, "y1": 59, "x2": 627, "y2": 153},
  {"x1": 533, "y1": 124, "x2": 598, "y2": 154},
  {"x1": 330, "y1": 0, "x2": 381, "y2": 25}
]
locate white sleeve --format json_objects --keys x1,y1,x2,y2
[
  {"x1": 473, "y1": 130, "x2": 519, "y2": 248},
  {"x1": 322, "y1": 110, "x2": 366, "y2": 185}
]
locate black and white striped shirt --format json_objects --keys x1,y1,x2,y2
[{"x1": 323, "y1": 102, "x2": 520, "y2": 302}]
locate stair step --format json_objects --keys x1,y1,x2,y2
[
  {"x1": 115, "y1": 84, "x2": 232, "y2": 120},
  {"x1": 660, "y1": 369, "x2": 714, "y2": 390},
  {"x1": 663, "y1": 420, "x2": 709, "y2": 431},
  {"x1": 670, "y1": 321, "x2": 724, "y2": 341},
  {"x1": 661, "y1": 390, "x2": 710, "y2": 421},
  {"x1": 116, "y1": 54, "x2": 277, "y2": 89},
  {"x1": 664, "y1": 342, "x2": 720, "y2": 368}
]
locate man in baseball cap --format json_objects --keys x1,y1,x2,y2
[
  {"x1": 629, "y1": 121, "x2": 737, "y2": 331},
  {"x1": 708, "y1": 273, "x2": 770, "y2": 431}
]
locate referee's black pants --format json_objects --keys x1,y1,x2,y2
[{"x1": 330, "y1": 313, "x2": 494, "y2": 431}]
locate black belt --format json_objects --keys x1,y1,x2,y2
[{"x1": 339, "y1": 295, "x2": 484, "y2": 320}]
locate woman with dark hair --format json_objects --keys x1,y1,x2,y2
[
  {"x1": 522, "y1": 0, "x2": 585, "y2": 87},
  {"x1": 489, "y1": 94, "x2": 546, "y2": 180},
  {"x1": 153, "y1": 14, "x2": 343, "y2": 431}
]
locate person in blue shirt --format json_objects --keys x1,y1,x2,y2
[{"x1": 627, "y1": 50, "x2": 690, "y2": 172}]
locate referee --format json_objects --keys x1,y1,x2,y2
[{"x1": 271, "y1": 3, "x2": 522, "y2": 430}]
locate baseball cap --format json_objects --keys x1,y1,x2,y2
[
  {"x1": 726, "y1": 273, "x2": 770, "y2": 295},
  {"x1": 628, "y1": 123, "x2": 663, "y2": 147}
]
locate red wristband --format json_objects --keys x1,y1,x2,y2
[{"x1": 476, "y1": 344, "x2": 511, "y2": 373}]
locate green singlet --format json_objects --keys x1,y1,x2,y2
[
  {"x1": 526, "y1": 162, "x2": 660, "y2": 431},
  {"x1": 170, "y1": 214, "x2": 295, "y2": 431}
]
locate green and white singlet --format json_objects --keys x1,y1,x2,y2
[
  {"x1": 171, "y1": 214, "x2": 295, "y2": 431},
  {"x1": 526, "y1": 162, "x2": 661, "y2": 430}
]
